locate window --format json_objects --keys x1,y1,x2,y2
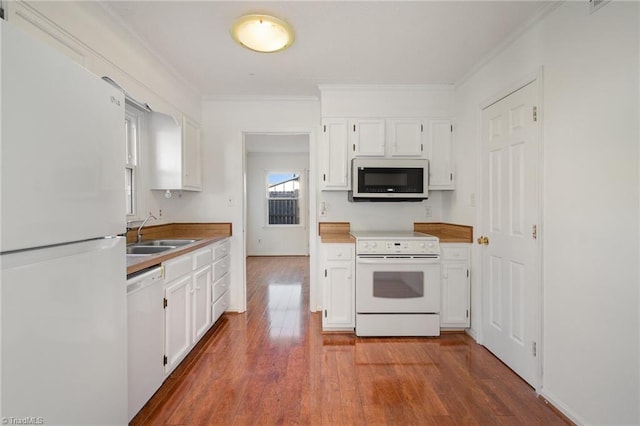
[
  {"x1": 125, "y1": 106, "x2": 144, "y2": 220},
  {"x1": 266, "y1": 172, "x2": 303, "y2": 226}
]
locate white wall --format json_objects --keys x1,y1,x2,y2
[
  {"x1": 156, "y1": 98, "x2": 320, "y2": 312},
  {"x1": 452, "y1": 2, "x2": 639, "y2": 424},
  {"x1": 247, "y1": 152, "x2": 310, "y2": 256},
  {"x1": 319, "y1": 85, "x2": 454, "y2": 230}
]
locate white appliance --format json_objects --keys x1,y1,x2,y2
[
  {"x1": 352, "y1": 231, "x2": 441, "y2": 337},
  {"x1": 0, "y1": 20, "x2": 127, "y2": 424},
  {"x1": 127, "y1": 266, "x2": 165, "y2": 421}
]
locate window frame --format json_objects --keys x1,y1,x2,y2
[
  {"x1": 125, "y1": 105, "x2": 145, "y2": 221},
  {"x1": 264, "y1": 170, "x2": 305, "y2": 228}
]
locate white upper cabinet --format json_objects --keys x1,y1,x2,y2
[
  {"x1": 320, "y1": 115, "x2": 454, "y2": 191},
  {"x1": 427, "y1": 119, "x2": 454, "y2": 190},
  {"x1": 149, "y1": 112, "x2": 202, "y2": 191},
  {"x1": 182, "y1": 116, "x2": 202, "y2": 191},
  {"x1": 387, "y1": 118, "x2": 424, "y2": 157},
  {"x1": 350, "y1": 118, "x2": 386, "y2": 156},
  {"x1": 351, "y1": 118, "x2": 425, "y2": 158},
  {"x1": 320, "y1": 119, "x2": 350, "y2": 190}
]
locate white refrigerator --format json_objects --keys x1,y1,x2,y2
[{"x1": 0, "y1": 20, "x2": 128, "y2": 425}]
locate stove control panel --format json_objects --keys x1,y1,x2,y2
[{"x1": 357, "y1": 239, "x2": 440, "y2": 255}]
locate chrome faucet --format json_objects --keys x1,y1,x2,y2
[{"x1": 136, "y1": 214, "x2": 157, "y2": 243}]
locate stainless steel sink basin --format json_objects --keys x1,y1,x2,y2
[
  {"x1": 126, "y1": 245, "x2": 176, "y2": 255},
  {"x1": 138, "y1": 239, "x2": 199, "y2": 247}
]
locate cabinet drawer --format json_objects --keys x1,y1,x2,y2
[
  {"x1": 213, "y1": 240, "x2": 230, "y2": 260},
  {"x1": 163, "y1": 254, "x2": 193, "y2": 282},
  {"x1": 441, "y1": 246, "x2": 470, "y2": 261},
  {"x1": 324, "y1": 244, "x2": 353, "y2": 261},
  {"x1": 212, "y1": 290, "x2": 230, "y2": 323},
  {"x1": 193, "y1": 247, "x2": 213, "y2": 269},
  {"x1": 212, "y1": 273, "x2": 230, "y2": 302},
  {"x1": 213, "y1": 255, "x2": 230, "y2": 281}
]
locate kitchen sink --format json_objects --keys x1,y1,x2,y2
[
  {"x1": 126, "y1": 245, "x2": 176, "y2": 255},
  {"x1": 139, "y1": 239, "x2": 199, "y2": 247}
]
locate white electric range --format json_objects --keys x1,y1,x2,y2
[{"x1": 350, "y1": 231, "x2": 441, "y2": 337}]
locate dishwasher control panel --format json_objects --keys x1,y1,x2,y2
[{"x1": 126, "y1": 266, "x2": 164, "y2": 294}]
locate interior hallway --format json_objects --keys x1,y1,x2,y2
[{"x1": 131, "y1": 256, "x2": 571, "y2": 425}]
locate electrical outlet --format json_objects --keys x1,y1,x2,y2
[
  {"x1": 227, "y1": 197, "x2": 234, "y2": 207},
  {"x1": 425, "y1": 206, "x2": 432, "y2": 217}
]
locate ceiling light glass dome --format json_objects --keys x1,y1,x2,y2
[{"x1": 231, "y1": 14, "x2": 294, "y2": 53}]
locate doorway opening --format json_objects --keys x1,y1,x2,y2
[
  {"x1": 241, "y1": 131, "x2": 316, "y2": 315},
  {"x1": 245, "y1": 133, "x2": 310, "y2": 256}
]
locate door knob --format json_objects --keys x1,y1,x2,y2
[{"x1": 477, "y1": 236, "x2": 489, "y2": 245}]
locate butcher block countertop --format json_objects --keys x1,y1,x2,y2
[
  {"x1": 126, "y1": 222, "x2": 232, "y2": 275},
  {"x1": 414, "y1": 222, "x2": 473, "y2": 243},
  {"x1": 318, "y1": 222, "x2": 473, "y2": 244},
  {"x1": 318, "y1": 222, "x2": 355, "y2": 244}
]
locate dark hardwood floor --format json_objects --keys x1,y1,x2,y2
[{"x1": 131, "y1": 256, "x2": 571, "y2": 425}]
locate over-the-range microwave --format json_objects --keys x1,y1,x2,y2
[{"x1": 349, "y1": 158, "x2": 429, "y2": 202}]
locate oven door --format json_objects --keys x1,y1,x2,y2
[{"x1": 355, "y1": 256, "x2": 440, "y2": 313}]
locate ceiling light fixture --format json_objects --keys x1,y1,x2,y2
[{"x1": 231, "y1": 14, "x2": 294, "y2": 53}]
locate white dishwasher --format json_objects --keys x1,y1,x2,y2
[{"x1": 127, "y1": 266, "x2": 165, "y2": 421}]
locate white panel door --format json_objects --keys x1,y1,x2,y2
[{"x1": 481, "y1": 81, "x2": 539, "y2": 387}]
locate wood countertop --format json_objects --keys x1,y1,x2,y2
[
  {"x1": 317, "y1": 222, "x2": 473, "y2": 244},
  {"x1": 414, "y1": 222, "x2": 473, "y2": 243},
  {"x1": 318, "y1": 222, "x2": 355, "y2": 244},
  {"x1": 126, "y1": 222, "x2": 232, "y2": 275}
]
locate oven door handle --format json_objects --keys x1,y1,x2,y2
[{"x1": 356, "y1": 256, "x2": 440, "y2": 265}]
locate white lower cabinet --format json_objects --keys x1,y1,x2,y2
[
  {"x1": 192, "y1": 265, "x2": 212, "y2": 342},
  {"x1": 164, "y1": 274, "x2": 192, "y2": 374},
  {"x1": 163, "y1": 238, "x2": 230, "y2": 375},
  {"x1": 321, "y1": 243, "x2": 355, "y2": 331},
  {"x1": 211, "y1": 239, "x2": 230, "y2": 323},
  {"x1": 440, "y1": 244, "x2": 471, "y2": 329}
]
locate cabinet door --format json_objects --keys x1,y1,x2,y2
[
  {"x1": 350, "y1": 119, "x2": 385, "y2": 157},
  {"x1": 388, "y1": 119, "x2": 424, "y2": 157},
  {"x1": 427, "y1": 120, "x2": 454, "y2": 189},
  {"x1": 323, "y1": 261, "x2": 354, "y2": 329},
  {"x1": 441, "y1": 262, "x2": 470, "y2": 328},
  {"x1": 192, "y1": 265, "x2": 212, "y2": 342},
  {"x1": 164, "y1": 275, "x2": 192, "y2": 374},
  {"x1": 182, "y1": 116, "x2": 202, "y2": 191},
  {"x1": 321, "y1": 119, "x2": 350, "y2": 190},
  {"x1": 322, "y1": 243, "x2": 355, "y2": 331}
]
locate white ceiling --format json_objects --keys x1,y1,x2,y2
[{"x1": 101, "y1": 1, "x2": 554, "y2": 98}]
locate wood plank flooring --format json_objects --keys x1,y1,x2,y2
[{"x1": 131, "y1": 256, "x2": 571, "y2": 425}]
